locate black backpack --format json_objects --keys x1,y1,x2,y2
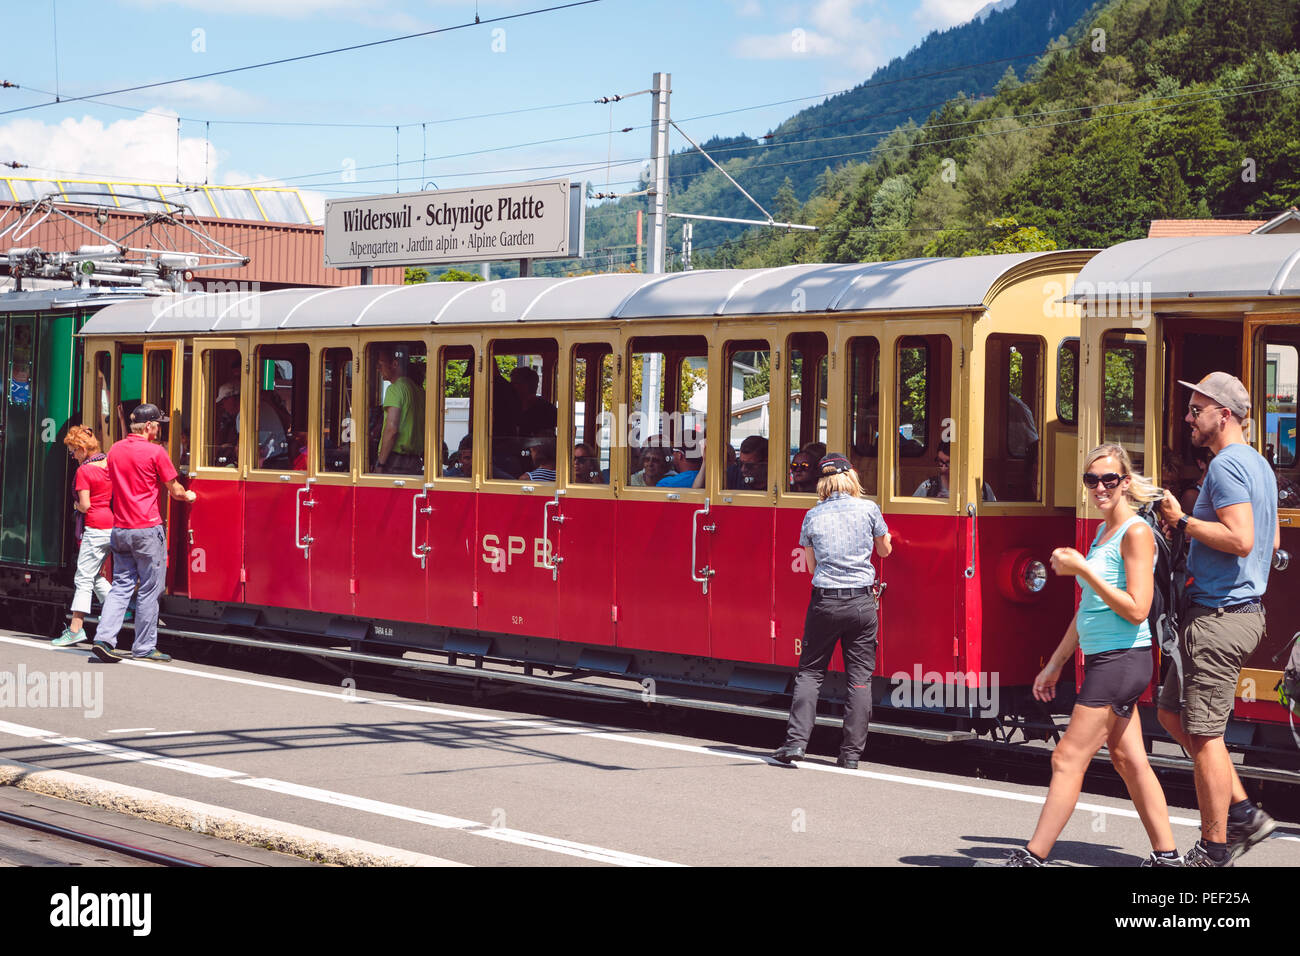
[
  {"x1": 1276, "y1": 632, "x2": 1300, "y2": 746},
  {"x1": 1136, "y1": 503, "x2": 1186, "y2": 662}
]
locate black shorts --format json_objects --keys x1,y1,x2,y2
[{"x1": 1077, "y1": 646, "x2": 1153, "y2": 718}]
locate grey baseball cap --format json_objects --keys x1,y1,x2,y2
[{"x1": 1177, "y1": 372, "x2": 1250, "y2": 419}]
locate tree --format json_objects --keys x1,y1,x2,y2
[{"x1": 404, "y1": 267, "x2": 429, "y2": 284}]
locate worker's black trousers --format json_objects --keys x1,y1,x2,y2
[{"x1": 783, "y1": 592, "x2": 879, "y2": 759}]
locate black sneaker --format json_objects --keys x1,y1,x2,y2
[
  {"x1": 90, "y1": 641, "x2": 121, "y2": 663},
  {"x1": 131, "y1": 650, "x2": 172, "y2": 662},
  {"x1": 1140, "y1": 851, "x2": 1184, "y2": 867},
  {"x1": 836, "y1": 755, "x2": 859, "y2": 769},
  {"x1": 1226, "y1": 807, "x2": 1276, "y2": 863},
  {"x1": 771, "y1": 744, "x2": 805, "y2": 764},
  {"x1": 976, "y1": 847, "x2": 1044, "y2": 867},
  {"x1": 1181, "y1": 840, "x2": 1232, "y2": 867}
]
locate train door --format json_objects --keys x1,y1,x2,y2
[
  {"x1": 352, "y1": 335, "x2": 432, "y2": 627},
  {"x1": 243, "y1": 341, "x2": 312, "y2": 611},
  {"x1": 475, "y1": 336, "x2": 560, "y2": 641},
  {"x1": 774, "y1": 327, "x2": 843, "y2": 670},
  {"x1": 142, "y1": 340, "x2": 190, "y2": 593},
  {"x1": 708, "y1": 327, "x2": 780, "y2": 664},
  {"x1": 307, "y1": 343, "x2": 355, "y2": 617},
  {"x1": 1243, "y1": 317, "x2": 1299, "y2": 723},
  {"x1": 0, "y1": 316, "x2": 33, "y2": 564},
  {"x1": 424, "y1": 337, "x2": 479, "y2": 631},
  {"x1": 188, "y1": 340, "x2": 245, "y2": 603},
  {"x1": 553, "y1": 333, "x2": 619, "y2": 647},
  {"x1": 875, "y1": 326, "x2": 963, "y2": 679},
  {"x1": 614, "y1": 332, "x2": 712, "y2": 657}
]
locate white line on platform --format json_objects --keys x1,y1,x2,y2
[
  {"x1": 108, "y1": 728, "x2": 155, "y2": 733},
  {"x1": 144, "y1": 730, "x2": 194, "y2": 736},
  {"x1": 0, "y1": 716, "x2": 681, "y2": 867},
  {"x1": 1, "y1": 633, "x2": 1293, "y2": 840}
]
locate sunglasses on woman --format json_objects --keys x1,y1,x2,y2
[{"x1": 1081, "y1": 472, "x2": 1124, "y2": 489}]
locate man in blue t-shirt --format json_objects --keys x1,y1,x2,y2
[{"x1": 1157, "y1": 372, "x2": 1279, "y2": 866}]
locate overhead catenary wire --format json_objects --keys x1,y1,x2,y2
[{"x1": 0, "y1": 0, "x2": 608, "y2": 119}]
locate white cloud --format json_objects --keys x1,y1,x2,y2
[
  {"x1": 731, "y1": 0, "x2": 763, "y2": 15},
  {"x1": 733, "y1": 0, "x2": 888, "y2": 72},
  {"x1": 914, "y1": 0, "x2": 994, "y2": 30},
  {"x1": 117, "y1": 81, "x2": 265, "y2": 114},
  {"x1": 0, "y1": 110, "x2": 213, "y2": 184}
]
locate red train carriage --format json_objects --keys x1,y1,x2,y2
[
  {"x1": 1069, "y1": 235, "x2": 1300, "y2": 764},
  {"x1": 66, "y1": 252, "x2": 1097, "y2": 741}
]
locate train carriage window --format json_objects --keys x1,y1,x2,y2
[
  {"x1": 489, "y1": 338, "x2": 557, "y2": 481},
  {"x1": 366, "y1": 341, "x2": 426, "y2": 476},
  {"x1": 571, "y1": 344, "x2": 613, "y2": 485},
  {"x1": 1261, "y1": 337, "x2": 1300, "y2": 509},
  {"x1": 320, "y1": 348, "x2": 353, "y2": 474},
  {"x1": 848, "y1": 337, "x2": 880, "y2": 497},
  {"x1": 1057, "y1": 339, "x2": 1079, "y2": 426},
  {"x1": 983, "y1": 335, "x2": 1044, "y2": 502},
  {"x1": 726, "y1": 340, "x2": 771, "y2": 493},
  {"x1": 92, "y1": 350, "x2": 112, "y2": 447},
  {"x1": 785, "y1": 333, "x2": 828, "y2": 494},
  {"x1": 439, "y1": 346, "x2": 474, "y2": 479},
  {"x1": 896, "y1": 336, "x2": 954, "y2": 499},
  {"x1": 251, "y1": 345, "x2": 308, "y2": 471},
  {"x1": 202, "y1": 348, "x2": 241, "y2": 469},
  {"x1": 145, "y1": 350, "x2": 173, "y2": 447},
  {"x1": 1102, "y1": 330, "x2": 1147, "y2": 475},
  {"x1": 117, "y1": 346, "x2": 142, "y2": 436},
  {"x1": 179, "y1": 347, "x2": 192, "y2": 474},
  {"x1": 627, "y1": 336, "x2": 709, "y2": 489}
]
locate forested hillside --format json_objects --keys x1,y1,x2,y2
[
  {"x1": 569, "y1": 0, "x2": 1101, "y2": 272},
  {"x1": 691, "y1": 0, "x2": 1300, "y2": 269}
]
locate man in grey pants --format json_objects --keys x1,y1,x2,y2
[{"x1": 91, "y1": 404, "x2": 196, "y2": 663}]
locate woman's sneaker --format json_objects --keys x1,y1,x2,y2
[
  {"x1": 1226, "y1": 807, "x2": 1276, "y2": 863},
  {"x1": 1141, "y1": 851, "x2": 1184, "y2": 867},
  {"x1": 1181, "y1": 841, "x2": 1232, "y2": 867},
  {"x1": 977, "y1": 847, "x2": 1044, "y2": 867},
  {"x1": 51, "y1": 627, "x2": 86, "y2": 647}
]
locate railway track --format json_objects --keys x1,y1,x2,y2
[{"x1": 0, "y1": 807, "x2": 206, "y2": 868}]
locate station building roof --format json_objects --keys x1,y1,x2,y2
[
  {"x1": 0, "y1": 177, "x2": 404, "y2": 289},
  {"x1": 79, "y1": 251, "x2": 1091, "y2": 336}
]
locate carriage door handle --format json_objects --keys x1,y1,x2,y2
[
  {"x1": 964, "y1": 503, "x2": 976, "y2": 579},
  {"x1": 1273, "y1": 548, "x2": 1290, "y2": 572},
  {"x1": 410, "y1": 483, "x2": 433, "y2": 569},
  {"x1": 691, "y1": 498, "x2": 715, "y2": 594},
  {"x1": 295, "y1": 477, "x2": 317, "y2": 559},
  {"x1": 542, "y1": 491, "x2": 563, "y2": 581}
]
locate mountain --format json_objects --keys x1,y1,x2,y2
[
  {"x1": 688, "y1": 0, "x2": 1300, "y2": 270},
  {"x1": 561, "y1": 0, "x2": 1103, "y2": 274}
]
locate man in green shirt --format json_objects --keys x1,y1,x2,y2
[{"x1": 375, "y1": 347, "x2": 424, "y2": 475}]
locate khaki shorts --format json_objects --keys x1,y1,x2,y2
[{"x1": 1157, "y1": 604, "x2": 1263, "y2": 737}]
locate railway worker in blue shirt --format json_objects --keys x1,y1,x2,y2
[
  {"x1": 772, "y1": 453, "x2": 891, "y2": 770},
  {"x1": 983, "y1": 443, "x2": 1181, "y2": 867},
  {"x1": 1155, "y1": 372, "x2": 1279, "y2": 866}
]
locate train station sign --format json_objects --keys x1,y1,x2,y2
[{"x1": 324, "y1": 178, "x2": 579, "y2": 269}]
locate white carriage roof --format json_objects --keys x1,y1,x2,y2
[
  {"x1": 78, "y1": 251, "x2": 1081, "y2": 335},
  {"x1": 1066, "y1": 234, "x2": 1300, "y2": 303}
]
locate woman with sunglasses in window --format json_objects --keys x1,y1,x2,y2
[
  {"x1": 984, "y1": 444, "x2": 1182, "y2": 867},
  {"x1": 789, "y1": 450, "x2": 819, "y2": 493}
]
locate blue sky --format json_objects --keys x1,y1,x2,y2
[{"x1": 0, "y1": 0, "x2": 998, "y2": 219}]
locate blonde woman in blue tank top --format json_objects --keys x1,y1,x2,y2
[{"x1": 985, "y1": 444, "x2": 1182, "y2": 867}]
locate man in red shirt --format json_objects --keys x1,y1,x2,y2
[{"x1": 91, "y1": 404, "x2": 197, "y2": 663}]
